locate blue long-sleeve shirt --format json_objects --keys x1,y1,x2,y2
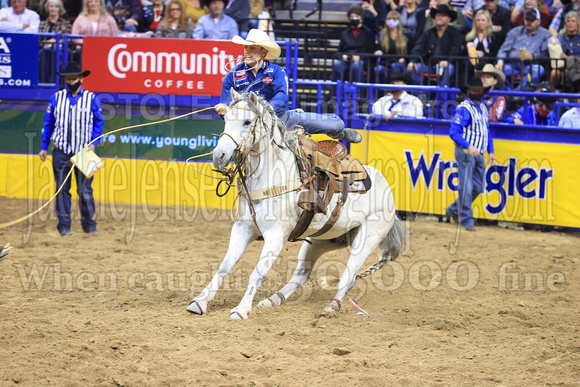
[
  {"x1": 504, "y1": 104, "x2": 555, "y2": 126},
  {"x1": 220, "y1": 60, "x2": 289, "y2": 114},
  {"x1": 192, "y1": 13, "x2": 238, "y2": 40},
  {"x1": 41, "y1": 87, "x2": 104, "y2": 153},
  {"x1": 449, "y1": 99, "x2": 494, "y2": 154}
]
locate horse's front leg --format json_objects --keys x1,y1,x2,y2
[
  {"x1": 187, "y1": 220, "x2": 259, "y2": 315},
  {"x1": 230, "y1": 231, "x2": 286, "y2": 320}
]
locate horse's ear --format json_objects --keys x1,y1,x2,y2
[
  {"x1": 249, "y1": 91, "x2": 258, "y2": 104},
  {"x1": 231, "y1": 88, "x2": 239, "y2": 100}
]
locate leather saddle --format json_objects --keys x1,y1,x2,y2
[{"x1": 288, "y1": 135, "x2": 372, "y2": 242}]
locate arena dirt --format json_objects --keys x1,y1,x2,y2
[{"x1": 1, "y1": 197, "x2": 578, "y2": 386}]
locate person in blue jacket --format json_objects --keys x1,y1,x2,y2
[
  {"x1": 38, "y1": 62, "x2": 104, "y2": 236},
  {"x1": 446, "y1": 76, "x2": 496, "y2": 232},
  {"x1": 215, "y1": 29, "x2": 362, "y2": 143},
  {"x1": 504, "y1": 88, "x2": 555, "y2": 125}
]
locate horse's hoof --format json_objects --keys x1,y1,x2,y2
[
  {"x1": 230, "y1": 307, "x2": 248, "y2": 320},
  {"x1": 186, "y1": 299, "x2": 206, "y2": 315},
  {"x1": 256, "y1": 298, "x2": 273, "y2": 309},
  {"x1": 323, "y1": 299, "x2": 341, "y2": 313}
]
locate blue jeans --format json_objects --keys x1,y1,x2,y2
[
  {"x1": 504, "y1": 62, "x2": 545, "y2": 89},
  {"x1": 279, "y1": 110, "x2": 345, "y2": 139},
  {"x1": 332, "y1": 59, "x2": 365, "y2": 82},
  {"x1": 447, "y1": 145, "x2": 485, "y2": 227},
  {"x1": 53, "y1": 148, "x2": 97, "y2": 233}
]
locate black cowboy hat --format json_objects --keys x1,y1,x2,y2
[
  {"x1": 388, "y1": 72, "x2": 414, "y2": 85},
  {"x1": 460, "y1": 76, "x2": 491, "y2": 94},
  {"x1": 430, "y1": 5, "x2": 457, "y2": 22},
  {"x1": 204, "y1": 0, "x2": 228, "y2": 6},
  {"x1": 532, "y1": 88, "x2": 554, "y2": 109},
  {"x1": 57, "y1": 62, "x2": 90, "y2": 77}
]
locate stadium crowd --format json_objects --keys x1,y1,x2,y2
[{"x1": 0, "y1": 0, "x2": 578, "y2": 126}]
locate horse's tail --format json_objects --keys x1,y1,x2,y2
[{"x1": 355, "y1": 215, "x2": 404, "y2": 280}]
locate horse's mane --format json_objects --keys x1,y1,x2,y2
[{"x1": 229, "y1": 91, "x2": 301, "y2": 156}]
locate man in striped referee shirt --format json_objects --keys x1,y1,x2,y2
[
  {"x1": 39, "y1": 62, "x2": 104, "y2": 236},
  {"x1": 446, "y1": 76, "x2": 496, "y2": 232}
]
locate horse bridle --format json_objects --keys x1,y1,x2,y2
[{"x1": 214, "y1": 97, "x2": 278, "y2": 197}]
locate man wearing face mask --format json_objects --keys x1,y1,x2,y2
[
  {"x1": 504, "y1": 86, "x2": 555, "y2": 125},
  {"x1": 446, "y1": 76, "x2": 496, "y2": 232},
  {"x1": 39, "y1": 62, "x2": 104, "y2": 236},
  {"x1": 332, "y1": 4, "x2": 379, "y2": 83}
]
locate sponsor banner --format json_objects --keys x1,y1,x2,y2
[
  {"x1": 350, "y1": 130, "x2": 580, "y2": 228},
  {"x1": 0, "y1": 33, "x2": 38, "y2": 88},
  {"x1": 82, "y1": 37, "x2": 244, "y2": 96},
  {"x1": 0, "y1": 109, "x2": 224, "y2": 160}
]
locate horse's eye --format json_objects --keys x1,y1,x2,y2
[{"x1": 244, "y1": 120, "x2": 251, "y2": 126}]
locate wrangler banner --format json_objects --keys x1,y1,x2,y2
[
  {"x1": 349, "y1": 121, "x2": 580, "y2": 228},
  {"x1": 82, "y1": 37, "x2": 244, "y2": 96}
]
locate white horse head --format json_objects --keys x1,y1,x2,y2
[{"x1": 213, "y1": 89, "x2": 282, "y2": 170}]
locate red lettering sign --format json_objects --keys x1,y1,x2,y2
[{"x1": 82, "y1": 37, "x2": 243, "y2": 96}]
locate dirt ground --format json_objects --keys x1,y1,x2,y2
[{"x1": 0, "y1": 196, "x2": 579, "y2": 386}]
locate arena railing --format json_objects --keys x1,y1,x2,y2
[{"x1": 344, "y1": 81, "x2": 580, "y2": 125}]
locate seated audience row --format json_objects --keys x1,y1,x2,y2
[
  {"x1": 371, "y1": 70, "x2": 580, "y2": 129},
  {"x1": 0, "y1": 0, "x2": 259, "y2": 37},
  {"x1": 333, "y1": 2, "x2": 579, "y2": 91}
]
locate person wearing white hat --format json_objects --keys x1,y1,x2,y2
[{"x1": 215, "y1": 29, "x2": 362, "y2": 143}]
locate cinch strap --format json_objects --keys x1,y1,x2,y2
[{"x1": 249, "y1": 180, "x2": 303, "y2": 201}]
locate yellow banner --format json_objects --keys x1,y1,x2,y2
[{"x1": 350, "y1": 130, "x2": 580, "y2": 228}]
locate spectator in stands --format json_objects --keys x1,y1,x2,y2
[
  {"x1": 550, "y1": 10, "x2": 580, "y2": 87},
  {"x1": 504, "y1": 85, "x2": 555, "y2": 124},
  {"x1": 157, "y1": 0, "x2": 192, "y2": 37},
  {"x1": 181, "y1": 0, "x2": 208, "y2": 27},
  {"x1": 512, "y1": 0, "x2": 551, "y2": 28},
  {"x1": 0, "y1": 0, "x2": 40, "y2": 32},
  {"x1": 408, "y1": 5, "x2": 462, "y2": 86},
  {"x1": 39, "y1": 0, "x2": 71, "y2": 34},
  {"x1": 333, "y1": 4, "x2": 379, "y2": 83},
  {"x1": 224, "y1": 0, "x2": 249, "y2": 25},
  {"x1": 362, "y1": 0, "x2": 388, "y2": 34},
  {"x1": 376, "y1": 10, "x2": 409, "y2": 80},
  {"x1": 549, "y1": 0, "x2": 579, "y2": 36},
  {"x1": 396, "y1": 0, "x2": 427, "y2": 48},
  {"x1": 139, "y1": 0, "x2": 165, "y2": 32},
  {"x1": 463, "y1": 0, "x2": 514, "y2": 27},
  {"x1": 464, "y1": 9, "x2": 502, "y2": 67},
  {"x1": 558, "y1": 81, "x2": 580, "y2": 127},
  {"x1": 39, "y1": 0, "x2": 71, "y2": 82},
  {"x1": 446, "y1": 76, "x2": 495, "y2": 232},
  {"x1": 193, "y1": 0, "x2": 238, "y2": 39},
  {"x1": 72, "y1": 0, "x2": 117, "y2": 36},
  {"x1": 423, "y1": 0, "x2": 468, "y2": 35},
  {"x1": 477, "y1": 0, "x2": 512, "y2": 42},
  {"x1": 104, "y1": 0, "x2": 141, "y2": 32},
  {"x1": 476, "y1": 63, "x2": 508, "y2": 121},
  {"x1": 372, "y1": 72, "x2": 424, "y2": 119},
  {"x1": 496, "y1": 9, "x2": 551, "y2": 89}
]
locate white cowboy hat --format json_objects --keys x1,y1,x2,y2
[
  {"x1": 475, "y1": 63, "x2": 506, "y2": 85},
  {"x1": 232, "y1": 29, "x2": 281, "y2": 60}
]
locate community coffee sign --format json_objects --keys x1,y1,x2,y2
[{"x1": 82, "y1": 37, "x2": 243, "y2": 96}]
